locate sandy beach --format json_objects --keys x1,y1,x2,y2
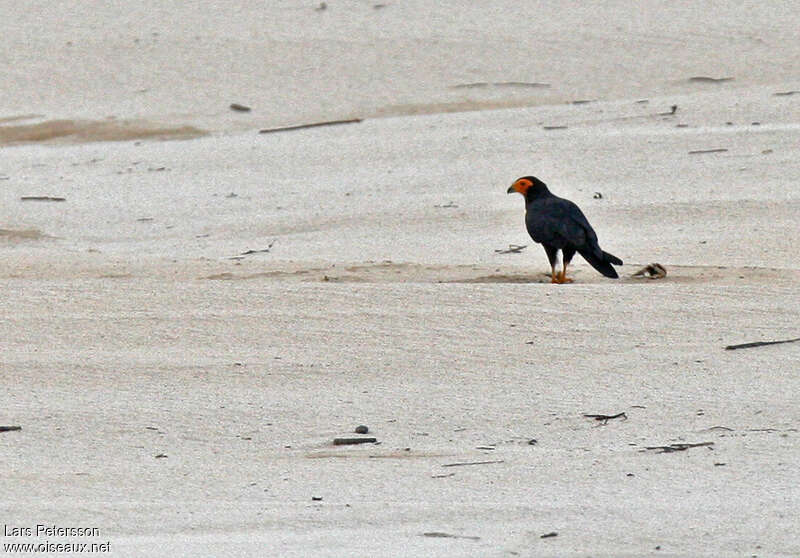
[{"x1": 2, "y1": 2, "x2": 799, "y2": 556}]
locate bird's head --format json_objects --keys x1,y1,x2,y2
[{"x1": 507, "y1": 176, "x2": 548, "y2": 196}]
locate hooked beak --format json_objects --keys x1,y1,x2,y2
[{"x1": 507, "y1": 185, "x2": 516, "y2": 194}]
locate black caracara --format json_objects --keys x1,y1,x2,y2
[{"x1": 507, "y1": 176, "x2": 622, "y2": 283}]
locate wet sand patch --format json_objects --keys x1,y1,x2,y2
[
  {"x1": 201, "y1": 261, "x2": 800, "y2": 286},
  {"x1": 372, "y1": 98, "x2": 554, "y2": 118},
  {"x1": 0, "y1": 228, "x2": 46, "y2": 241},
  {"x1": 0, "y1": 118, "x2": 207, "y2": 146}
]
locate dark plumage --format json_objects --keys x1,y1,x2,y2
[{"x1": 507, "y1": 176, "x2": 622, "y2": 283}]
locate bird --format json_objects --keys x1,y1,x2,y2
[{"x1": 507, "y1": 176, "x2": 622, "y2": 283}]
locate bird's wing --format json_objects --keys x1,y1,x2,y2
[{"x1": 526, "y1": 197, "x2": 599, "y2": 252}]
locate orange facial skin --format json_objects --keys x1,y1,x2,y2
[{"x1": 507, "y1": 177, "x2": 533, "y2": 195}]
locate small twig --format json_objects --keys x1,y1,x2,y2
[
  {"x1": 442, "y1": 459, "x2": 504, "y2": 468},
  {"x1": 20, "y1": 196, "x2": 66, "y2": 202},
  {"x1": 584, "y1": 412, "x2": 627, "y2": 424},
  {"x1": 451, "y1": 82, "x2": 489, "y2": 89},
  {"x1": 0, "y1": 426, "x2": 22, "y2": 432},
  {"x1": 646, "y1": 441, "x2": 714, "y2": 453},
  {"x1": 451, "y1": 82, "x2": 550, "y2": 89},
  {"x1": 494, "y1": 81, "x2": 550, "y2": 88},
  {"x1": 696, "y1": 426, "x2": 734, "y2": 433},
  {"x1": 240, "y1": 249, "x2": 271, "y2": 255},
  {"x1": 725, "y1": 337, "x2": 800, "y2": 351},
  {"x1": 259, "y1": 118, "x2": 362, "y2": 134},
  {"x1": 422, "y1": 532, "x2": 480, "y2": 541},
  {"x1": 494, "y1": 244, "x2": 527, "y2": 254},
  {"x1": 689, "y1": 148, "x2": 728, "y2": 155},
  {"x1": 747, "y1": 428, "x2": 798, "y2": 433},
  {"x1": 689, "y1": 76, "x2": 733, "y2": 83},
  {"x1": 241, "y1": 248, "x2": 271, "y2": 255},
  {"x1": 239, "y1": 240, "x2": 275, "y2": 256},
  {"x1": 333, "y1": 437, "x2": 377, "y2": 445}
]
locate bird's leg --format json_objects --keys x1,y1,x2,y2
[
  {"x1": 548, "y1": 248, "x2": 562, "y2": 283},
  {"x1": 559, "y1": 261, "x2": 573, "y2": 283}
]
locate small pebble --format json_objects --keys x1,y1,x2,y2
[{"x1": 355, "y1": 425, "x2": 369, "y2": 434}]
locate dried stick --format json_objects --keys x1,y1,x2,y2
[
  {"x1": 259, "y1": 118, "x2": 362, "y2": 134},
  {"x1": 725, "y1": 337, "x2": 800, "y2": 351}
]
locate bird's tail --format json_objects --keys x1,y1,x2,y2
[
  {"x1": 603, "y1": 251, "x2": 623, "y2": 266},
  {"x1": 579, "y1": 248, "x2": 623, "y2": 278}
]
